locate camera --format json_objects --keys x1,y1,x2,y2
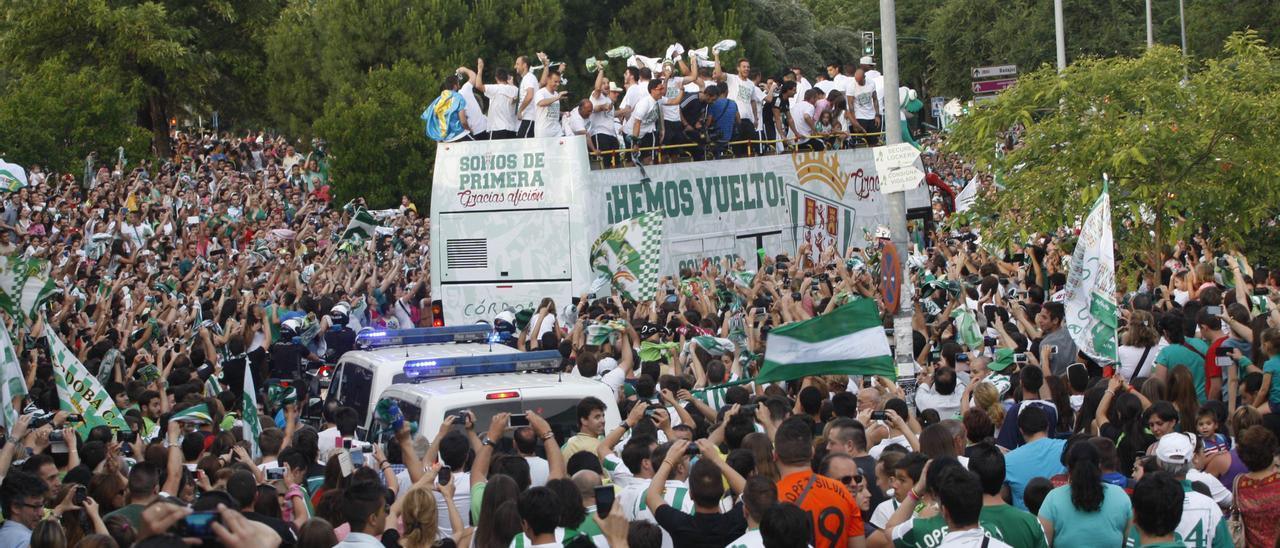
[
  {"x1": 266, "y1": 467, "x2": 286, "y2": 481},
  {"x1": 1216, "y1": 256, "x2": 1231, "y2": 269},
  {"x1": 1014, "y1": 353, "x2": 1028, "y2": 364},
  {"x1": 684, "y1": 445, "x2": 701, "y2": 456},
  {"x1": 870, "y1": 411, "x2": 888, "y2": 421},
  {"x1": 49, "y1": 431, "x2": 65, "y2": 443}
]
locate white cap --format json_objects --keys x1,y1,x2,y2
[
  {"x1": 1155, "y1": 432, "x2": 1195, "y2": 464},
  {"x1": 860, "y1": 55, "x2": 875, "y2": 66}
]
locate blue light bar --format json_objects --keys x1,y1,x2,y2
[
  {"x1": 392, "y1": 350, "x2": 563, "y2": 383},
  {"x1": 356, "y1": 325, "x2": 492, "y2": 349}
]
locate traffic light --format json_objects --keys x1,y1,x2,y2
[{"x1": 861, "y1": 31, "x2": 875, "y2": 57}]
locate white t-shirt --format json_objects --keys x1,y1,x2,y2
[
  {"x1": 1175, "y1": 488, "x2": 1227, "y2": 548},
  {"x1": 518, "y1": 72, "x2": 540, "y2": 122},
  {"x1": 588, "y1": 93, "x2": 616, "y2": 136},
  {"x1": 832, "y1": 73, "x2": 851, "y2": 93},
  {"x1": 914, "y1": 382, "x2": 965, "y2": 420},
  {"x1": 795, "y1": 77, "x2": 812, "y2": 99},
  {"x1": 458, "y1": 82, "x2": 488, "y2": 136},
  {"x1": 724, "y1": 74, "x2": 761, "y2": 122},
  {"x1": 629, "y1": 94, "x2": 659, "y2": 136},
  {"x1": 1187, "y1": 468, "x2": 1232, "y2": 508},
  {"x1": 727, "y1": 529, "x2": 765, "y2": 548},
  {"x1": 1116, "y1": 341, "x2": 1169, "y2": 380},
  {"x1": 622, "y1": 80, "x2": 648, "y2": 116},
  {"x1": 814, "y1": 80, "x2": 839, "y2": 96},
  {"x1": 483, "y1": 83, "x2": 519, "y2": 132},
  {"x1": 533, "y1": 88, "x2": 563, "y2": 138},
  {"x1": 434, "y1": 471, "x2": 472, "y2": 536},
  {"x1": 790, "y1": 100, "x2": 816, "y2": 141},
  {"x1": 564, "y1": 107, "x2": 589, "y2": 136},
  {"x1": 849, "y1": 78, "x2": 878, "y2": 119},
  {"x1": 660, "y1": 77, "x2": 684, "y2": 122},
  {"x1": 525, "y1": 455, "x2": 550, "y2": 487},
  {"x1": 870, "y1": 497, "x2": 899, "y2": 530}
]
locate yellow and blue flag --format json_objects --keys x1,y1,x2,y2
[{"x1": 422, "y1": 90, "x2": 466, "y2": 142}]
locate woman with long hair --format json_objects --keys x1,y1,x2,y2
[
  {"x1": 1093, "y1": 375, "x2": 1155, "y2": 476},
  {"x1": 31, "y1": 519, "x2": 67, "y2": 548},
  {"x1": 1044, "y1": 375, "x2": 1075, "y2": 434},
  {"x1": 1219, "y1": 406, "x2": 1263, "y2": 487},
  {"x1": 741, "y1": 433, "x2": 780, "y2": 482},
  {"x1": 969, "y1": 382, "x2": 1005, "y2": 429},
  {"x1": 1037, "y1": 441, "x2": 1132, "y2": 546},
  {"x1": 472, "y1": 475, "x2": 521, "y2": 548},
  {"x1": 1166, "y1": 365, "x2": 1200, "y2": 431},
  {"x1": 1117, "y1": 309, "x2": 1165, "y2": 380},
  {"x1": 394, "y1": 478, "x2": 468, "y2": 548}
]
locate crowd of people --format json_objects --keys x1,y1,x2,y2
[
  {"x1": 2, "y1": 115, "x2": 1280, "y2": 548},
  {"x1": 441, "y1": 50, "x2": 907, "y2": 163}
]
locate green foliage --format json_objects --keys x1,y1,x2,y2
[
  {"x1": 314, "y1": 62, "x2": 436, "y2": 209},
  {"x1": 0, "y1": 60, "x2": 150, "y2": 174},
  {"x1": 945, "y1": 32, "x2": 1280, "y2": 271}
]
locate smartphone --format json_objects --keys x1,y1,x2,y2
[
  {"x1": 117, "y1": 430, "x2": 138, "y2": 444},
  {"x1": 1215, "y1": 346, "x2": 1232, "y2": 357},
  {"x1": 752, "y1": 307, "x2": 767, "y2": 315},
  {"x1": 178, "y1": 511, "x2": 220, "y2": 540},
  {"x1": 1255, "y1": 287, "x2": 1270, "y2": 296},
  {"x1": 350, "y1": 447, "x2": 365, "y2": 467},
  {"x1": 266, "y1": 467, "x2": 286, "y2": 481},
  {"x1": 66, "y1": 414, "x2": 84, "y2": 423},
  {"x1": 509, "y1": 414, "x2": 531, "y2": 428},
  {"x1": 870, "y1": 411, "x2": 888, "y2": 421},
  {"x1": 74, "y1": 485, "x2": 87, "y2": 505},
  {"x1": 595, "y1": 485, "x2": 616, "y2": 518},
  {"x1": 1206, "y1": 305, "x2": 1222, "y2": 316},
  {"x1": 438, "y1": 465, "x2": 452, "y2": 486},
  {"x1": 955, "y1": 353, "x2": 969, "y2": 362},
  {"x1": 684, "y1": 445, "x2": 702, "y2": 456},
  {"x1": 1014, "y1": 353, "x2": 1028, "y2": 364}
]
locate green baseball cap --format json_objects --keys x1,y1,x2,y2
[{"x1": 990, "y1": 348, "x2": 1015, "y2": 372}]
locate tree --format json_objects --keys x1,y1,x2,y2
[
  {"x1": 0, "y1": 61, "x2": 150, "y2": 176},
  {"x1": 0, "y1": 0, "x2": 281, "y2": 158},
  {"x1": 314, "y1": 61, "x2": 437, "y2": 209},
  {"x1": 945, "y1": 33, "x2": 1280, "y2": 275}
]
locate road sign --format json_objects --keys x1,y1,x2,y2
[
  {"x1": 972, "y1": 78, "x2": 1017, "y2": 94},
  {"x1": 879, "y1": 164, "x2": 925, "y2": 193},
  {"x1": 873, "y1": 142, "x2": 921, "y2": 172},
  {"x1": 880, "y1": 242, "x2": 902, "y2": 314},
  {"x1": 971, "y1": 65, "x2": 1017, "y2": 79}
]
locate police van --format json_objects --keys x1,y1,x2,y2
[{"x1": 327, "y1": 324, "x2": 619, "y2": 439}]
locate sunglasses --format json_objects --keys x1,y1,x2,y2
[{"x1": 839, "y1": 475, "x2": 864, "y2": 485}]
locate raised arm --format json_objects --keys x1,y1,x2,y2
[{"x1": 528, "y1": 411, "x2": 565, "y2": 479}]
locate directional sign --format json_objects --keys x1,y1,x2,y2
[
  {"x1": 971, "y1": 65, "x2": 1017, "y2": 79},
  {"x1": 879, "y1": 164, "x2": 925, "y2": 193},
  {"x1": 873, "y1": 143, "x2": 921, "y2": 172},
  {"x1": 972, "y1": 78, "x2": 1017, "y2": 94}
]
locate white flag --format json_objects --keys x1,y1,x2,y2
[
  {"x1": 48, "y1": 329, "x2": 130, "y2": 436},
  {"x1": 243, "y1": 371, "x2": 262, "y2": 459},
  {"x1": 955, "y1": 181, "x2": 979, "y2": 212},
  {"x1": 0, "y1": 324, "x2": 27, "y2": 432},
  {"x1": 0, "y1": 160, "x2": 28, "y2": 192},
  {"x1": 1064, "y1": 178, "x2": 1119, "y2": 364}
]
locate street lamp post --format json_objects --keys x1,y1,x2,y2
[{"x1": 1055, "y1": 0, "x2": 1067, "y2": 71}]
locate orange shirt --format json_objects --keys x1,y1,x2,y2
[{"x1": 777, "y1": 470, "x2": 865, "y2": 548}]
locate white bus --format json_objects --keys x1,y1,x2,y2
[{"x1": 430, "y1": 135, "x2": 930, "y2": 325}]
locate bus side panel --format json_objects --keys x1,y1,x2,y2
[{"x1": 430, "y1": 136, "x2": 592, "y2": 324}]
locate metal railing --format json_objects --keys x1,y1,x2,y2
[{"x1": 586, "y1": 131, "x2": 888, "y2": 169}]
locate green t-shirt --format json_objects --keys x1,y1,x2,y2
[
  {"x1": 563, "y1": 512, "x2": 605, "y2": 546},
  {"x1": 893, "y1": 504, "x2": 1048, "y2": 548},
  {"x1": 1155, "y1": 338, "x2": 1210, "y2": 400}
]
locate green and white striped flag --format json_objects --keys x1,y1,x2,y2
[
  {"x1": 728, "y1": 271, "x2": 755, "y2": 288},
  {"x1": 243, "y1": 369, "x2": 262, "y2": 459},
  {"x1": 1064, "y1": 178, "x2": 1118, "y2": 364},
  {"x1": 0, "y1": 255, "x2": 57, "y2": 326},
  {"x1": 690, "y1": 336, "x2": 736, "y2": 356},
  {"x1": 951, "y1": 306, "x2": 983, "y2": 350},
  {"x1": 756, "y1": 299, "x2": 894, "y2": 383},
  {"x1": 0, "y1": 323, "x2": 27, "y2": 432},
  {"x1": 170, "y1": 403, "x2": 213, "y2": 425},
  {"x1": 0, "y1": 160, "x2": 28, "y2": 192},
  {"x1": 342, "y1": 208, "x2": 381, "y2": 240},
  {"x1": 47, "y1": 329, "x2": 129, "y2": 437},
  {"x1": 587, "y1": 320, "x2": 628, "y2": 346},
  {"x1": 589, "y1": 211, "x2": 664, "y2": 302},
  {"x1": 691, "y1": 378, "x2": 754, "y2": 410}
]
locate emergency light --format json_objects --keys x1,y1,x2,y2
[
  {"x1": 393, "y1": 350, "x2": 563, "y2": 383},
  {"x1": 355, "y1": 324, "x2": 491, "y2": 349}
]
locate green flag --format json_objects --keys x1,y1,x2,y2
[
  {"x1": 170, "y1": 403, "x2": 213, "y2": 425},
  {"x1": 342, "y1": 208, "x2": 381, "y2": 240},
  {"x1": 0, "y1": 255, "x2": 57, "y2": 326},
  {"x1": 951, "y1": 306, "x2": 983, "y2": 351},
  {"x1": 589, "y1": 211, "x2": 664, "y2": 302},
  {"x1": 0, "y1": 323, "x2": 27, "y2": 432},
  {"x1": 690, "y1": 336, "x2": 736, "y2": 356},
  {"x1": 243, "y1": 369, "x2": 262, "y2": 459},
  {"x1": 47, "y1": 329, "x2": 129, "y2": 436},
  {"x1": 756, "y1": 299, "x2": 894, "y2": 383}
]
